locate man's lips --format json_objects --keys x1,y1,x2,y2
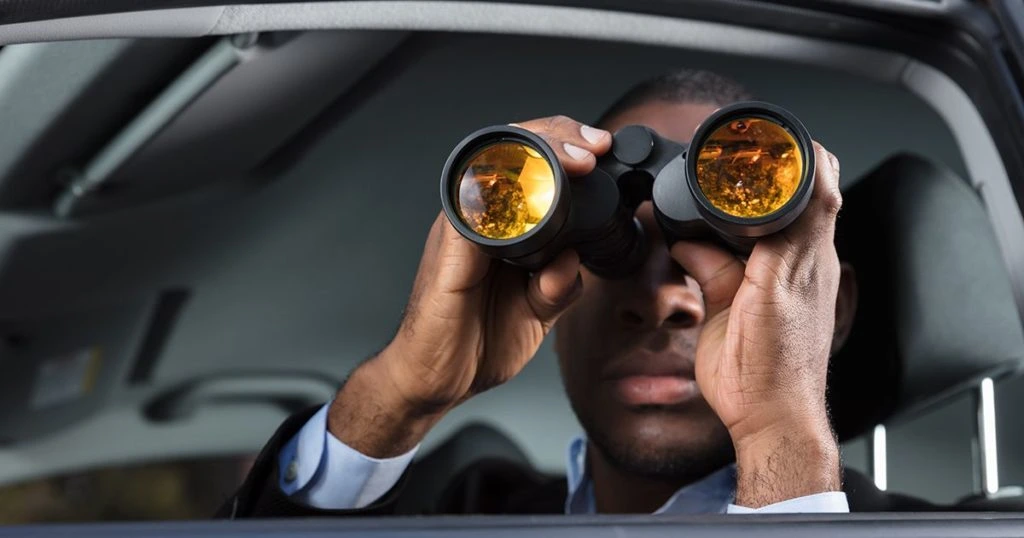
[
  {"x1": 612, "y1": 376, "x2": 699, "y2": 406},
  {"x1": 602, "y1": 354, "x2": 698, "y2": 407}
]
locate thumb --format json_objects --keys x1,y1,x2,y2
[
  {"x1": 432, "y1": 213, "x2": 493, "y2": 294},
  {"x1": 670, "y1": 240, "x2": 745, "y2": 319},
  {"x1": 525, "y1": 249, "x2": 583, "y2": 324}
]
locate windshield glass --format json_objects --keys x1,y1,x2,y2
[{"x1": 0, "y1": 26, "x2": 1020, "y2": 523}]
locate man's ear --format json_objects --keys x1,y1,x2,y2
[{"x1": 831, "y1": 261, "x2": 858, "y2": 355}]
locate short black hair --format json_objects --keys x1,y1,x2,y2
[{"x1": 596, "y1": 68, "x2": 755, "y2": 126}]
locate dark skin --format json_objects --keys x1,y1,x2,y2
[{"x1": 329, "y1": 100, "x2": 857, "y2": 512}]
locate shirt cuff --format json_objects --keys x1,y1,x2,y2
[
  {"x1": 277, "y1": 402, "x2": 418, "y2": 509},
  {"x1": 727, "y1": 492, "x2": 850, "y2": 514}
]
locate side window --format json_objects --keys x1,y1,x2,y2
[{"x1": 0, "y1": 455, "x2": 254, "y2": 523}]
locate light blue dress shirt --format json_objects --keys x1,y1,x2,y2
[{"x1": 279, "y1": 403, "x2": 849, "y2": 513}]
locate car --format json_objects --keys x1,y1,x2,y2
[{"x1": 0, "y1": 0, "x2": 1022, "y2": 535}]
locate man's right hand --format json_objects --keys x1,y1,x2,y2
[{"x1": 327, "y1": 116, "x2": 612, "y2": 458}]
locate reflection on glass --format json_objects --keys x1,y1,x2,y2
[
  {"x1": 695, "y1": 118, "x2": 803, "y2": 218},
  {"x1": 0, "y1": 454, "x2": 255, "y2": 523},
  {"x1": 455, "y1": 141, "x2": 556, "y2": 239}
]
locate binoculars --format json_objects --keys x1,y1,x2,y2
[{"x1": 439, "y1": 102, "x2": 815, "y2": 278}]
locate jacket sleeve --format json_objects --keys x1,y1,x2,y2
[{"x1": 215, "y1": 406, "x2": 411, "y2": 519}]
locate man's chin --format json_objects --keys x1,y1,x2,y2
[
  {"x1": 588, "y1": 427, "x2": 734, "y2": 483},
  {"x1": 616, "y1": 406, "x2": 722, "y2": 446},
  {"x1": 580, "y1": 399, "x2": 734, "y2": 482}
]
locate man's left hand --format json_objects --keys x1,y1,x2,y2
[{"x1": 671, "y1": 141, "x2": 844, "y2": 508}]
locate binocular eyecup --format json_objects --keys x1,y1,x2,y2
[{"x1": 440, "y1": 101, "x2": 815, "y2": 278}]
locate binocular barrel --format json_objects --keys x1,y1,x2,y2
[{"x1": 440, "y1": 102, "x2": 815, "y2": 278}]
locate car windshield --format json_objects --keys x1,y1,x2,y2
[{"x1": 0, "y1": 1, "x2": 1022, "y2": 527}]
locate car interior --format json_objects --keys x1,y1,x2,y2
[{"x1": 0, "y1": 0, "x2": 1023, "y2": 530}]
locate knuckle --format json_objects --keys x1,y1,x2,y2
[
  {"x1": 550, "y1": 115, "x2": 582, "y2": 135},
  {"x1": 519, "y1": 116, "x2": 561, "y2": 136},
  {"x1": 822, "y1": 187, "x2": 843, "y2": 217},
  {"x1": 766, "y1": 236, "x2": 819, "y2": 297},
  {"x1": 550, "y1": 114, "x2": 574, "y2": 126},
  {"x1": 748, "y1": 249, "x2": 790, "y2": 292},
  {"x1": 796, "y1": 250, "x2": 840, "y2": 302},
  {"x1": 543, "y1": 115, "x2": 567, "y2": 132},
  {"x1": 523, "y1": 115, "x2": 585, "y2": 150},
  {"x1": 788, "y1": 267, "x2": 815, "y2": 298},
  {"x1": 828, "y1": 151, "x2": 841, "y2": 174}
]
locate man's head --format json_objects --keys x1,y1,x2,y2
[{"x1": 554, "y1": 69, "x2": 857, "y2": 484}]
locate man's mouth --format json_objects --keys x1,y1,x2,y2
[
  {"x1": 611, "y1": 376, "x2": 699, "y2": 406},
  {"x1": 602, "y1": 354, "x2": 699, "y2": 407}
]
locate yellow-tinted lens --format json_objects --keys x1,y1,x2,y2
[
  {"x1": 454, "y1": 141, "x2": 556, "y2": 239},
  {"x1": 695, "y1": 117, "x2": 803, "y2": 218}
]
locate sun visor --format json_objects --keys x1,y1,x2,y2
[{"x1": 0, "y1": 291, "x2": 186, "y2": 442}]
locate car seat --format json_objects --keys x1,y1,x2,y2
[{"x1": 831, "y1": 153, "x2": 1024, "y2": 510}]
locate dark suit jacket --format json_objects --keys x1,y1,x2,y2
[{"x1": 217, "y1": 407, "x2": 942, "y2": 519}]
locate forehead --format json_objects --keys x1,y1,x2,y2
[{"x1": 601, "y1": 101, "x2": 721, "y2": 144}]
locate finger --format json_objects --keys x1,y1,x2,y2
[
  {"x1": 430, "y1": 212, "x2": 493, "y2": 294},
  {"x1": 776, "y1": 141, "x2": 843, "y2": 250},
  {"x1": 748, "y1": 143, "x2": 841, "y2": 295},
  {"x1": 516, "y1": 115, "x2": 612, "y2": 177},
  {"x1": 670, "y1": 240, "x2": 745, "y2": 319},
  {"x1": 525, "y1": 249, "x2": 583, "y2": 324}
]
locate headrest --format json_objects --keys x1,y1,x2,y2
[{"x1": 828, "y1": 154, "x2": 1024, "y2": 441}]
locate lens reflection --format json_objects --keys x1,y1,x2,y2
[
  {"x1": 454, "y1": 141, "x2": 556, "y2": 239},
  {"x1": 695, "y1": 117, "x2": 803, "y2": 218}
]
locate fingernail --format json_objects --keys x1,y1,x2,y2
[
  {"x1": 563, "y1": 142, "x2": 591, "y2": 161},
  {"x1": 580, "y1": 125, "x2": 609, "y2": 145}
]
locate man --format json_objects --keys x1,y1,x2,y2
[{"x1": 221, "y1": 69, "x2": 865, "y2": 518}]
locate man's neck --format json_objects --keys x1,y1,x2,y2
[{"x1": 587, "y1": 441, "x2": 690, "y2": 514}]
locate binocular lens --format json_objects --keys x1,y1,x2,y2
[
  {"x1": 454, "y1": 141, "x2": 556, "y2": 240},
  {"x1": 695, "y1": 117, "x2": 804, "y2": 219}
]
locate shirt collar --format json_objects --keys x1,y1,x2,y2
[{"x1": 564, "y1": 434, "x2": 736, "y2": 515}]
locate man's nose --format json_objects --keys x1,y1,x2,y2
[{"x1": 616, "y1": 255, "x2": 705, "y2": 331}]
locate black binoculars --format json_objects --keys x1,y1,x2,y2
[{"x1": 439, "y1": 102, "x2": 815, "y2": 278}]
